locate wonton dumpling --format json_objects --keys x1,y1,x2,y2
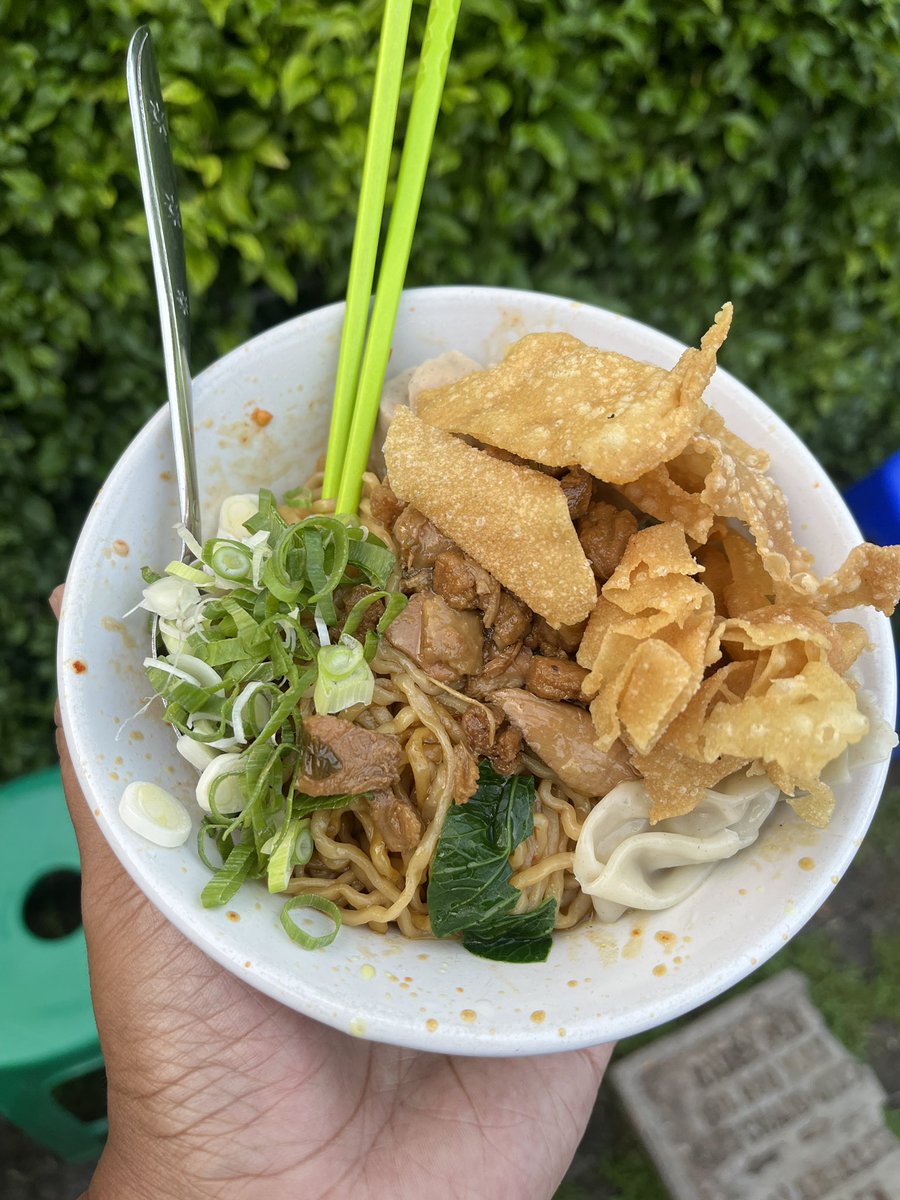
[{"x1": 573, "y1": 771, "x2": 780, "y2": 922}]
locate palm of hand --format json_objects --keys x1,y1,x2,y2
[{"x1": 62, "y1": 741, "x2": 609, "y2": 1200}]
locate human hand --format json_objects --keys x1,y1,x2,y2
[{"x1": 51, "y1": 587, "x2": 611, "y2": 1200}]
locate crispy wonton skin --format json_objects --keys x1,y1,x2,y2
[
  {"x1": 577, "y1": 524, "x2": 719, "y2": 756},
  {"x1": 384, "y1": 407, "x2": 597, "y2": 627},
  {"x1": 414, "y1": 305, "x2": 733, "y2": 486}
]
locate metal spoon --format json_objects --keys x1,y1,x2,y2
[{"x1": 126, "y1": 25, "x2": 201, "y2": 560}]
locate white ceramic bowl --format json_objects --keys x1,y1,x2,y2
[{"x1": 58, "y1": 286, "x2": 896, "y2": 1055}]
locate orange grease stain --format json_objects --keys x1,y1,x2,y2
[{"x1": 251, "y1": 408, "x2": 273, "y2": 427}]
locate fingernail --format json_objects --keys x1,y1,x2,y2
[{"x1": 49, "y1": 584, "x2": 64, "y2": 620}]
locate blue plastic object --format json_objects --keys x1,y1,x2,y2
[
  {"x1": 844, "y1": 451, "x2": 900, "y2": 752},
  {"x1": 0, "y1": 768, "x2": 107, "y2": 1162}
]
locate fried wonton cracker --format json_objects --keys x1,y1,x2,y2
[
  {"x1": 632, "y1": 660, "x2": 753, "y2": 821},
  {"x1": 811, "y1": 542, "x2": 900, "y2": 616},
  {"x1": 384, "y1": 407, "x2": 596, "y2": 627},
  {"x1": 617, "y1": 460, "x2": 716, "y2": 542},
  {"x1": 718, "y1": 605, "x2": 870, "y2": 682},
  {"x1": 697, "y1": 660, "x2": 869, "y2": 828},
  {"x1": 414, "y1": 305, "x2": 733, "y2": 486},
  {"x1": 577, "y1": 524, "x2": 719, "y2": 754}
]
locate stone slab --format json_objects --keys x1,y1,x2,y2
[{"x1": 612, "y1": 970, "x2": 900, "y2": 1200}]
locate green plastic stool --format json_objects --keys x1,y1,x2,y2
[{"x1": 0, "y1": 767, "x2": 107, "y2": 1163}]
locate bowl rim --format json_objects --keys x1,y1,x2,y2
[{"x1": 58, "y1": 284, "x2": 896, "y2": 1054}]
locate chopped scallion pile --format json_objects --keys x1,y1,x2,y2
[{"x1": 136, "y1": 486, "x2": 406, "y2": 947}]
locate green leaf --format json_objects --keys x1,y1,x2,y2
[
  {"x1": 280, "y1": 51, "x2": 316, "y2": 113},
  {"x1": 463, "y1": 898, "x2": 556, "y2": 963},
  {"x1": 163, "y1": 79, "x2": 204, "y2": 106},
  {"x1": 428, "y1": 763, "x2": 536, "y2": 937}
]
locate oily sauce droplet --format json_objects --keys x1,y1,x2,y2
[
  {"x1": 227, "y1": 911, "x2": 240, "y2": 922},
  {"x1": 799, "y1": 856, "x2": 815, "y2": 871},
  {"x1": 251, "y1": 408, "x2": 273, "y2": 427},
  {"x1": 72, "y1": 660, "x2": 87, "y2": 674}
]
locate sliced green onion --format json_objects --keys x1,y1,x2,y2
[
  {"x1": 141, "y1": 575, "x2": 201, "y2": 619},
  {"x1": 243, "y1": 488, "x2": 287, "y2": 538},
  {"x1": 159, "y1": 619, "x2": 191, "y2": 657},
  {"x1": 208, "y1": 540, "x2": 253, "y2": 581},
  {"x1": 218, "y1": 493, "x2": 260, "y2": 540},
  {"x1": 165, "y1": 654, "x2": 223, "y2": 692},
  {"x1": 320, "y1": 636, "x2": 365, "y2": 676},
  {"x1": 200, "y1": 841, "x2": 256, "y2": 908},
  {"x1": 246, "y1": 530, "x2": 270, "y2": 587},
  {"x1": 196, "y1": 753, "x2": 246, "y2": 815},
  {"x1": 119, "y1": 781, "x2": 192, "y2": 848},
  {"x1": 165, "y1": 561, "x2": 211, "y2": 586},
  {"x1": 197, "y1": 820, "x2": 227, "y2": 873},
  {"x1": 175, "y1": 521, "x2": 205, "y2": 561},
  {"x1": 176, "y1": 734, "x2": 218, "y2": 772},
  {"x1": 314, "y1": 636, "x2": 375, "y2": 714},
  {"x1": 283, "y1": 485, "x2": 312, "y2": 508},
  {"x1": 231, "y1": 681, "x2": 274, "y2": 743},
  {"x1": 313, "y1": 604, "x2": 331, "y2": 648},
  {"x1": 280, "y1": 894, "x2": 341, "y2": 949},
  {"x1": 305, "y1": 519, "x2": 351, "y2": 603},
  {"x1": 249, "y1": 668, "x2": 315, "y2": 748},
  {"x1": 347, "y1": 538, "x2": 395, "y2": 588},
  {"x1": 267, "y1": 817, "x2": 302, "y2": 892},
  {"x1": 293, "y1": 819, "x2": 314, "y2": 866},
  {"x1": 342, "y1": 589, "x2": 407, "y2": 639}
]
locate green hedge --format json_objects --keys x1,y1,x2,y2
[{"x1": 2, "y1": 0, "x2": 899, "y2": 778}]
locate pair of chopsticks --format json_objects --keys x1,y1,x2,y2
[{"x1": 321, "y1": 0, "x2": 462, "y2": 516}]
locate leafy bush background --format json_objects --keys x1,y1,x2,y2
[{"x1": 2, "y1": 0, "x2": 899, "y2": 779}]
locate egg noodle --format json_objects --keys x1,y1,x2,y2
[{"x1": 280, "y1": 472, "x2": 591, "y2": 939}]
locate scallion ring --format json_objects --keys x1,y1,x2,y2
[
  {"x1": 280, "y1": 894, "x2": 341, "y2": 949},
  {"x1": 209, "y1": 539, "x2": 253, "y2": 580}
]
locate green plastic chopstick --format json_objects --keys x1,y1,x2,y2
[
  {"x1": 335, "y1": 0, "x2": 462, "y2": 516},
  {"x1": 321, "y1": 0, "x2": 414, "y2": 501}
]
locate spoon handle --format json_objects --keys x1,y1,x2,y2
[{"x1": 126, "y1": 26, "x2": 201, "y2": 551}]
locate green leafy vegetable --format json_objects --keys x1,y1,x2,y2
[
  {"x1": 428, "y1": 762, "x2": 556, "y2": 962},
  {"x1": 462, "y1": 899, "x2": 557, "y2": 964}
]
